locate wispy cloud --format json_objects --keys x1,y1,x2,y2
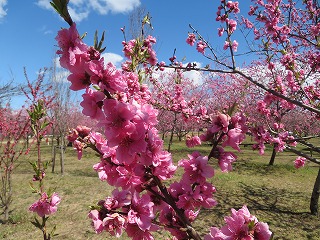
[
  {"x1": 101, "y1": 52, "x2": 124, "y2": 68},
  {"x1": 90, "y1": 0, "x2": 141, "y2": 14},
  {"x1": 39, "y1": 25, "x2": 53, "y2": 35},
  {"x1": 36, "y1": 0, "x2": 141, "y2": 22},
  {"x1": 0, "y1": 0, "x2": 7, "y2": 21}
]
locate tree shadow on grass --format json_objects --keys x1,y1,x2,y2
[
  {"x1": 197, "y1": 183, "x2": 320, "y2": 239},
  {"x1": 69, "y1": 169, "x2": 98, "y2": 178},
  {"x1": 232, "y1": 159, "x2": 296, "y2": 177},
  {"x1": 238, "y1": 183, "x2": 310, "y2": 215}
]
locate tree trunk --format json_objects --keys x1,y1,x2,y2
[
  {"x1": 168, "y1": 128, "x2": 174, "y2": 152},
  {"x1": 26, "y1": 134, "x2": 29, "y2": 149},
  {"x1": 60, "y1": 135, "x2": 65, "y2": 175},
  {"x1": 2, "y1": 170, "x2": 12, "y2": 222},
  {"x1": 51, "y1": 134, "x2": 55, "y2": 173},
  {"x1": 52, "y1": 147, "x2": 56, "y2": 173},
  {"x1": 268, "y1": 145, "x2": 277, "y2": 166},
  {"x1": 3, "y1": 204, "x2": 9, "y2": 222},
  {"x1": 167, "y1": 113, "x2": 177, "y2": 152},
  {"x1": 60, "y1": 145, "x2": 64, "y2": 175},
  {"x1": 310, "y1": 167, "x2": 320, "y2": 216}
]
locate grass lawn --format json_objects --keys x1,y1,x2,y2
[{"x1": 0, "y1": 137, "x2": 319, "y2": 239}]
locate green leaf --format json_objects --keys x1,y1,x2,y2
[
  {"x1": 93, "y1": 30, "x2": 106, "y2": 53},
  {"x1": 30, "y1": 217, "x2": 42, "y2": 229},
  {"x1": 40, "y1": 121, "x2": 50, "y2": 130},
  {"x1": 29, "y1": 161, "x2": 39, "y2": 173},
  {"x1": 80, "y1": 32, "x2": 87, "y2": 39},
  {"x1": 99, "y1": 47, "x2": 106, "y2": 53},
  {"x1": 89, "y1": 205, "x2": 101, "y2": 211},
  {"x1": 247, "y1": 220, "x2": 255, "y2": 231},
  {"x1": 97, "y1": 31, "x2": 105, "y2": 50},
  {"x1": 50, "y1": 225, "x2": 58, "y2": 237},
  {"x1": 50, "y1": 0, "x2": 73, "y2": 26},
  {"x1": 28, "y1": 182, "x2": 38, "y2": 193}
]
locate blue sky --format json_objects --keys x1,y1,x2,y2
[{"x1": 0, "y1": 0, "x2": 251, "y2": 109}]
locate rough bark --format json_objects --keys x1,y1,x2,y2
[
  {"x1": 310, "y1": 167, "x2": 320, "y2": 216},
  {"x1": 268, "y1": 145, "x2": 277, "y2": 166}
]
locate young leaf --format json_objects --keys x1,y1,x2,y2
[{"x1": 30, "y1": 217, "x2": 42, "y2": 229}]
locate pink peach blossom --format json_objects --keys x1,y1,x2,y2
[
  {"x1": 196, "y1": 41, "x2": 207, "y2": 54},
  {"x1": 186, "y1": 33, "x2": 196, "y2": 46},
  {"x1": 186, "y1": 135, "x2": 202, "y2": 148},
  {"x1": 29, "y1": 192, "x2": 61, "y2": 217},
  {"x1": 294, "y1": 156, "x2": 306, "y2": 169}
]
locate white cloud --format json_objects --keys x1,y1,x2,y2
[
  {"x1": 0, "y1": 0, "x2": 8, "y2": 20},
  {"x1": 68, "y1": 6, "x2": 89, "y2": 22},
  {"x1": 36, "y1": 0, "x2": 51, "y2": 9},
  {"x1": 90, "y1": 0, "x2": 140, "y2": 14},
  {"x1": 101, "y1": 52, "x2": 123, "y2": 68},
  {"x1": 37, "y1": 0, "x2": 141, "y2": 22},
  {"x1": 182, "y1": 62, "x2": 203, "y2": 86}
]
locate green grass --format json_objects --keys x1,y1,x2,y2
[{"x1": 0, "y1": 138, "x2": 319, "y2": 239}]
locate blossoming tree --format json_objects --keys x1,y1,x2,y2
[
  {"x1": 48, "y1": 0, "x2": 274, "y2": 239},
  {"x1": 182, "y1": 0, "x2": 320, "y2": 216},
  {"x1": 46, "y1": 0, "x2": 320, "y2": 238},
  {"x1": 0, "y1": 105, "x2": 29, "y2": 222}
]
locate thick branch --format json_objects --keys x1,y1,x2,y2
[{"x1": 285, "y1": 145, "x2": 320, "y2": 165}]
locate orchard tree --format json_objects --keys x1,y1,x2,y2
[
  {"x1": 47, "y1": 0, "x2": 320, "y2": 238},
  {"x1": 23, "y1": 68, "x2": 61, "y2": 239},
  {"x1": 49, "y1": 58, "x2": 72, "y2": 174},
  {"x1": 50, "y1": 0, "x2": 273, "y2": 239},
  {"x1": 0, "y1": 106, "x2": 29, "y2": 222},
  {"x1": 177, "y1": 0, "x2": 320, "y2": 215},
  {"x1": 149, "y1": 70, "x2": 208, "y2": 151}
]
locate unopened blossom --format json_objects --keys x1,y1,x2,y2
[
  {"x1": 232, "y1": 40, "x2": 239, "y2": 51},
  {"x1": 218, "y1": 27, "x2": 224, "y2": 37},
  {"x1": 76, "y1": 125, "x2": 91, "y2": 138},
  {"x1": 226, "y1": 18, "x2": 237, "y2": 33},
  {"x1": 223, "y1": 41, "x2": 230, "y2": 50},
  {"x1": 67, "y1": 128, "x2": 79, "y2": 142},
  {"x1": 73, "y1": 139, "x2": 85, "y2": 160}
]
